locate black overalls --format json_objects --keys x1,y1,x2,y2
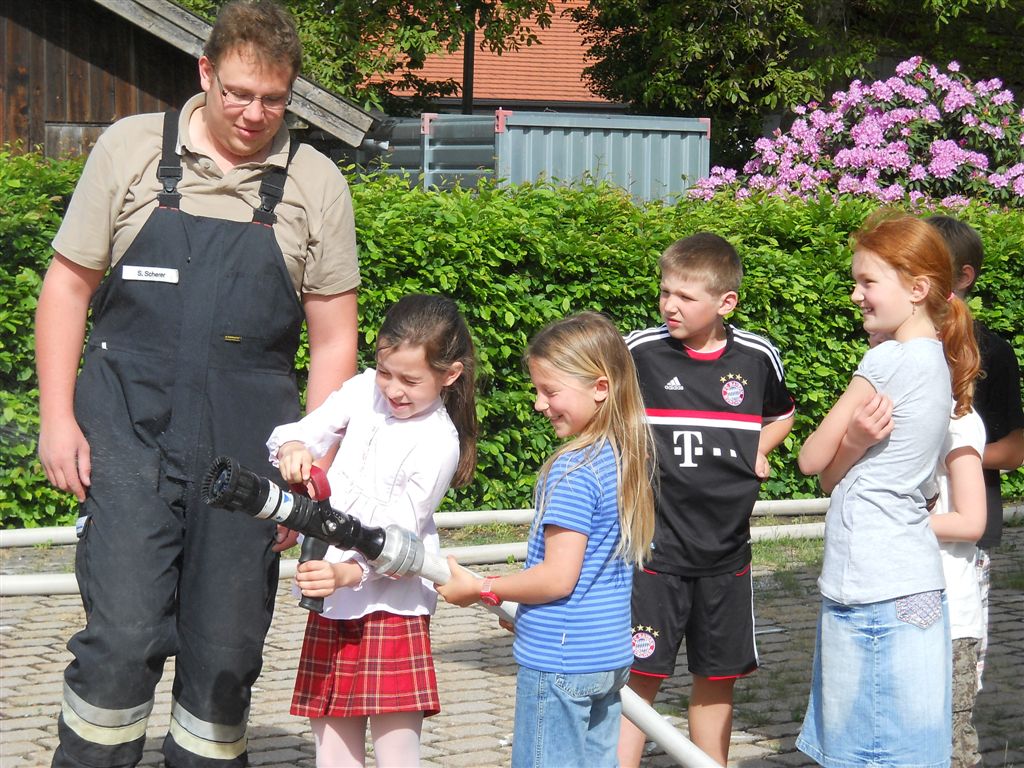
[{"x1": 54, "y1": 111, "x2": 304, "y2": 768}]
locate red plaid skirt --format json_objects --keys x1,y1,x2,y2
[{"x1": 291, "y1": 610, "x2": 440, "y2": 718}]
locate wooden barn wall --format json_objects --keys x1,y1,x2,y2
[{"x1": 2, "y1": 0, "x2": 198, "y2": 157}]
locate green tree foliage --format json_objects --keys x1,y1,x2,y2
[
  {"x1": 3, "y1": 150, "x2": 1022, "y2": 527},
  {"x1": 567, "y1": 0, "x2": 1024, "y2": 166},
  {"x1": 175, "y1": 0, "x2": 554, "y2": 112}
]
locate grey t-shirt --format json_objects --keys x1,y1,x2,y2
[{"x1": 819, "y1": 338, "x2": 951, "y2": 605}]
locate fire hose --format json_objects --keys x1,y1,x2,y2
[{"x1": 201, "y1": 456, "x2": 716, "y2": 766}]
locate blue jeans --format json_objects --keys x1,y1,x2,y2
[
  {"x1": 512, "y1": 665, "x2": 630, "y2": 768},
  {"x1": 797, "y1": 593, "x2": 952, "y2": 767}
]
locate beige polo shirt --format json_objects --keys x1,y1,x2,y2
[{"x1": 52, "y1": 94, "x2": 359, "y2": 296}]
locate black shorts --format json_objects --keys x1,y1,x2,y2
[{"x1": 629, "y1": 564, "x2": 758, "y2": 679}]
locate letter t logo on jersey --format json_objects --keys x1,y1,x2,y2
[{"x1": 672, "y1": 430, "x2": 703, "y2": 467}]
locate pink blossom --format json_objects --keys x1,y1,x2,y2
[
  {"x1": 884, "y1": 108, "x2": 918, "y2": 126},
  {"x1": 929, "y1": 140, "x2": 967, "y2": 178},
  {"x1": 687, "y1": 56, "x2": 1023, "y2": 206},
  {"x1": 895, "y1": 83, "x2": 929, "y2": 104},
  {"x1": 870, "y1": 80, "x2": 895, "y2": 101},
  {"x1": 850, "y1": 116, "x2": 886, "y2": 147},
  {"x1": 979, "y1": 123, "x2": 1005, "y2": 139},
  {"x1": 948, "y1": 61, "x2": 961, "y2": 72},
  {"x1": 896, "y1": 57, "x2": 923, "y2": 77},
  {"x1": 943, "y1": 84, "x2": 976, "y2": 113},
  {"x1": 988, "y1": 173, "x2": 1009, "y2": 189},
  {"x1": 880, "y1": 183, "x2": 905, "y2": 202},
  {"x1": 837, "y1": 175, "x2": 862, "y2": 193}
]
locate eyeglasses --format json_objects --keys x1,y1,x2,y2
[{"x1": 214, "y1": 71, "x2": 292, "y2": 113}]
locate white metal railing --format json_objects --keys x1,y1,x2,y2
[
  {"x1": 0, "y1": 497, "x2": 831, "y2": 549},
  {"x1": 4, "y1": 503, "x2": 1020, "y2": 597}
]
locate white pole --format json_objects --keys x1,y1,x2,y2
[{"x1": 426, "y1": 555, "x2": 717, "y2": 766}]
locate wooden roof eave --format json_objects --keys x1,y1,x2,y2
[{"x1": 92, "y1": 0, "x2": 375, "y2": 146}]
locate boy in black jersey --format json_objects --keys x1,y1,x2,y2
[
  {"x1": 926, "y1": 217, "x2": 1024, "y2": 554},
  {"x1": 618, "y1": 233, "x2": 795, "y2": 766},
  {"x1": 926, "y1": 216, "x2": 1024, "y2": 768}
]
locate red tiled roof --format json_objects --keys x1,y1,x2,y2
[{"x1": 391, "y1": 0, "x2": 613, "y2": 105}]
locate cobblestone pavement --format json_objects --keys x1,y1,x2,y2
[{"x1": 2, "y1": 528, "x2": 1021, "y2": 767}]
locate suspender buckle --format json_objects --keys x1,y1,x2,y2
[
  {"x1": 258, "y1": 180, "x2": 285, "y2": 212},
  {"x1": 158, "y1": 164, "x2": 183, "y2": 194}
]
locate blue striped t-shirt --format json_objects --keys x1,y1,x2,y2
[{"x1": 513, "y1": 442, "x2": 634, "y2": 673}]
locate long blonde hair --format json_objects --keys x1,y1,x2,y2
[{"x1": 526, "y1": 312, "x2": 656, "y2": 565}]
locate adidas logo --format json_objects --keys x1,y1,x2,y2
[{"x1": 664, "y1": 377, "x2": 684, "y2": 390}]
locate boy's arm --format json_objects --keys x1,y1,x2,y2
[
  {"x1": 982, "y1": 428, "x2": 1024, "y2": 472},
  {"x1": 755, "y1": 417, "x2": 793, "y2": 480},
  {"x1": 930, "y1": 446, "x2": 987, "y2": 542}
]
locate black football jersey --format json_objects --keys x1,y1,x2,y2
[{"x1": 626, "y1": 324, "x2": 795, "y2": 575}]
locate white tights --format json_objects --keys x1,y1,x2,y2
[{"x1": 311, "y1": 712, "x2": 424, "y2": 767}]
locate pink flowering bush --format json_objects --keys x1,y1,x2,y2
[{"x1": 691, "y1": 58, "x2": 1024, "y2": 208}]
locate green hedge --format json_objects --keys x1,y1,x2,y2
[
  {"x1": 2, "y1": 151, "x2": 1022, "y2": 527},
  {"x1": 1, "y1": 148, "x2": 86, "y2": 527}
]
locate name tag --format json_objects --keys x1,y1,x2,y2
[{"x1": 122, "y1": 265, "x2": 179, "y2": 284}]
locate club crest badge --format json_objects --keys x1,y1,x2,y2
[
  {"x1": 720, "y1": 373, "x2": 748, "y2": 406},
  {"x1": 631, "y1": 625, "x2": 658, "y2": 659}
]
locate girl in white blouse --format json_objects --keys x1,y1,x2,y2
[{"x1": 266, "y1": 293, "x2": 477, "y2": 768}]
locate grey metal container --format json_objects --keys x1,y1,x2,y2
[{"x1": 371, "y1": 110, "x2": 710, "y2": 202}]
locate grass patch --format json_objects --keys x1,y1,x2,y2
[
  {"x1": 753, "y1": 514, "x2": 824, "y2": 526},
  {"x1": 752, "y1": 536, "x2": 824, "y2": 572},
  {"x1": 440, "y1": 523, "x2": 530, "y2": 548}
]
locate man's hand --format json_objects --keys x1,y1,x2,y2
[
  {"x1": 272, "y1": 526, "x2": 299, "y2": 553},
  {"x1": 38, "y1": 415, "x2": 91, "y2": 502}
]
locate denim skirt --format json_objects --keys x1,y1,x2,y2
[{"x1": 796, "y1": 592, "x2": 952, "y2": 767}]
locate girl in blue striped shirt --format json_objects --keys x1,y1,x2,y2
[{"x1": 439, "y1": 312, "x2": 655, "y2": 767}]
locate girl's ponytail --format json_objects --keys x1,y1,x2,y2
[
  {"x1": 442, "y1": 357, "x2": 478, "y2": 487},
  {"x1": 940, "y1": 296, "x2": 980, "y2": 417}
]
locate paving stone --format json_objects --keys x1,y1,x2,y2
[{"x1": 3, "y1": 528, "x2": 1023, "y2": 766}]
